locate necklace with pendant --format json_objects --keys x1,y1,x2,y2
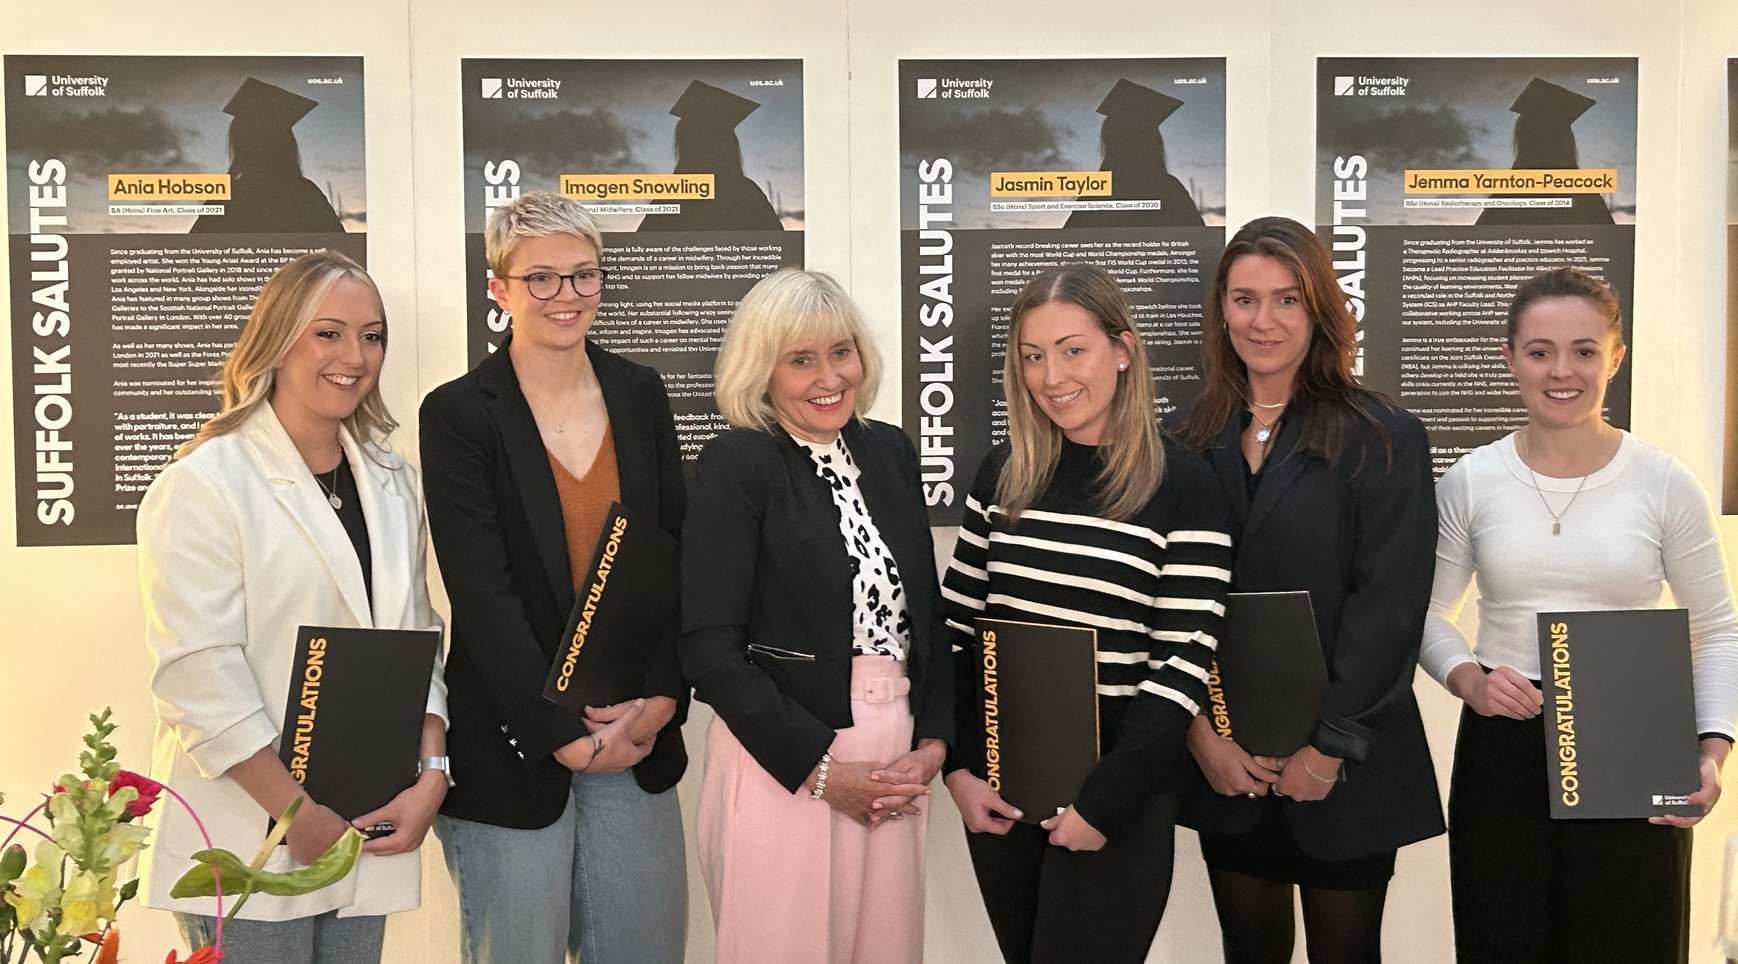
[
  {"x1": 314, "y1": 463, "x2": 344, "y2": 510},
  {"x1": 1251, "y1": 409, "x2": 1281, "y2": 444},
  {"x1": 1517, "y1": 429, "x2": 1611, "y2": 536}
]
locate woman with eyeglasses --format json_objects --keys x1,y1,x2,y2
[{"x1": 420, "y1": 191, "x2": 690, "y2": 964}]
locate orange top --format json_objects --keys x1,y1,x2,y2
[{"x1": 547, "y1": 425, "x2": 621, "y2": 593}]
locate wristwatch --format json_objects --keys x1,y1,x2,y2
[{"x1": 417, "y1": 755, "x2": 456, "y2": 789}]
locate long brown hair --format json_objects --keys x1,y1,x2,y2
[
  {"x1": 1181, "y1": 216, "x2": 1389, "y2": 469},
  {"x1": 178, "y1": 250, "x2": 396, "y2": 458},
  {"x1": 997, "y1": 264, "x2": 1164, "y2": 522}
]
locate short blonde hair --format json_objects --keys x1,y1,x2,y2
[
  {"x1": 179, "y1": 250, "x2": 395, "y2": 458},
  {"x1": 485, "y1": 191, "x2": 604, "y2": 275},
  {"x1": 714, "y1": 269, "x2": 882, "y2": 432}
]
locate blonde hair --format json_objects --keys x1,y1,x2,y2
[
  {"x1": 714, "y1": 269, "x2": 882, "y2": 432},
  {"x1": 485, "y1": 191, "x2": 604, "y2": 275},
  {"x1": 997, "y1": 264, "x2": 1164, "y2": 522},
  {"x1": 177, "y1": 250, "x2": 396, "y2": 458}
]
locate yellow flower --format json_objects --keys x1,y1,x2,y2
[
  {"x1": 60, "y1": 870, "x2": 109, "y2": 936},
  {"x1": 5, "y1": 843, "x2": 64, "y2": 934}
]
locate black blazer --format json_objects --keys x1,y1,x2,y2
[
  {"x1": 1181, "y1": 398, "x2": 1446, "y2": 860},
  {"x1": 680, "y1": 419, "x2": 955, "y2": 793},
  {"x1": 421, "y1": 337, "x2": 689, "y2": 830}
]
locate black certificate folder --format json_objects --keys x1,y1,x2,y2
[
  {"x1": 278, "y1": 626, "x2": 439, "y2": 822},
  {"x1": 1536, "y1": 609, "x2": 1700, "y2": 820},
  {"x1": 1209, "y1": 592, "x2": 1326, "y2": 757},
  {"x1": 542, "y1": 502, "x2": 679, "y2": 711},
  {"x1": 974, "y1": 618, "x2": 1100, "y2": 824}
]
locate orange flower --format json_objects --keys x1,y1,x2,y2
[{"x1": 93, "y1": 928, "x2": 120, "y2": 964}]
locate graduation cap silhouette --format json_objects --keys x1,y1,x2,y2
[
  {"x1": 1096, "y1": 79, "x2": 1183, "y2": 126},
  {"x1": 223, "y1": 77, "x2": 319, "y2": 128},
  {"x1": 1509, "y1": 78, "x2": 1595, "y2": 123},
  {"x1": 670, "y1": 80, "x2": 760, "y2": 129}
]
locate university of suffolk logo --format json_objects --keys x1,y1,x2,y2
[
  {"x1": 916, "y1": 78, "x2": 938, "y2": 99},
  {"x1": 1653, "y1": 793, "x2": 1691, "y2": 807}
]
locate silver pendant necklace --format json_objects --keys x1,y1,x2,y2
[
  {"x1": 1517, "y1": 430, "x2": 1610, "y2": 536},
  {"x1": 314, "y1": 463, "x2": 344, "y2": 510},
  {"x1": 1251, "y1": 409, "x2": 1281, "y2": 444}
]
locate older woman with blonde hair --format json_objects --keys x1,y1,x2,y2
[
  {"x1": 681, "y1": 268, "x2": 953, "y2": 963},
  {"x1": 137, "y1": 249, "x2": 448, "y2": 964}
]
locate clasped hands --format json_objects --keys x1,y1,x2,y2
[
  {"x1": 806, "y1": 739, "x2": 946, "y2": 828},
  {"x1": 1187, "y1": 715, "x2": 1341, "y2": 803},
  {"x1": 553, "y1": 695, "x2": 679, "y2": 773}
]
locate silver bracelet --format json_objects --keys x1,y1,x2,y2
[{"x1": 809, "y1": 751, "x2": 833, "y2": 800}]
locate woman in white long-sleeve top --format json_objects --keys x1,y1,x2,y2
[
  {"x1": 136, "y1": 251, "x2": 449, "y2": 964},
  {"x1": 1422, "y1": 266, "x2": 1737, "y2": 964}
]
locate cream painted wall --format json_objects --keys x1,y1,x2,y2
[{"x1": 2, "y1": 0, "x2": 1734, "y2": 960}]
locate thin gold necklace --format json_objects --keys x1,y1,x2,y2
[
  {"x1": 1517, "y1": 429, "x2": 1613, "y2": 536},
  {"x1": 1250, "y1": 407, "x2": 1283, "y2": 444}
]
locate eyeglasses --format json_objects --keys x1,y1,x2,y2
[{"x1": 500, "y1": 268, "x2": 609, "y2": 300}]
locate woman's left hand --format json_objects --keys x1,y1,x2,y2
[
  {"x1": 1266, "y1": 746, "x2": 1342, "y2": 803},
  {"x1": 867, "y1": 739, "x2": 946, "y2": 821},
  {"x1": 1039, "y1": 806, "x2": 1106, "y2": 852},
  {"x1": 353, "y1": 771, "x2": 448, "y2": 855},
  {"x1": 1649, "y1": 737, "x2": 1729, "y2": 828}
]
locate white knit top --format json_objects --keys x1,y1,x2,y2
[{"x1": 1422, "y1": 431, "x2": 1738, "y2": 739}]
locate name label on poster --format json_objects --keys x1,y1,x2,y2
[
  {"x1": 1403, "y1": 169, "x2": 1617, "y2": 194},
  {"x1": 559, "y1": 173, "x2": 715, "y2": 201},
  {"x1": 989, "y1": 171, "x2": 1111, "y2": 197},
  {"x1": 106, "y1": 173, "x2": 231, "y2": 201}
]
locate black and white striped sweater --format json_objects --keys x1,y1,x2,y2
[{"x1": 942, "y1": 436, "x2": 1233, "y2": 835}]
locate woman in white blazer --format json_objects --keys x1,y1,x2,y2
[{"x1": 136, "y1": 250, "x2": 449, "y2": 964}]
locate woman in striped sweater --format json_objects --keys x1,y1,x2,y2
[{"x1": 940, "y1": 264, "x2": 1234, "y2": 962}]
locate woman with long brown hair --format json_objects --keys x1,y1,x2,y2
[
  {"x1": 1179, "y1": 217, "x2": 1443, "y2": 963},
  {"x1": 941, "y1": 264, "x2": 1232, "y2": 960}
]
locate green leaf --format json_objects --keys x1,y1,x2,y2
[{"x1": 168, "y1": 828, "x2": 363, "y2": 901}]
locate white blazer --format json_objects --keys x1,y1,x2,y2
[{"x1": 135, "y1": 404, "x2": 447, "y2": 921}]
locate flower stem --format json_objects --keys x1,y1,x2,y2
[
  {"x1": 0, "y1": 802, "x2": 48, "y2": 848},
  {"x1": 0, "y1": 812, "x2": 52, "y2": 845},
  {"x1": 156, "y1": 782, "x2": 224, "y2": 950}
]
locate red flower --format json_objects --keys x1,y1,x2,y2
[
  {"x1": 109, "y1": 770, "x2": 163, "y2": 818},
  {"x1": 164, "y1": 947, "x2": 222, "y2": 963}
]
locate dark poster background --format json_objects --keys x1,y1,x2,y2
[
  {"x1": 5, "y1": 54, "x2": 366, "y2": 546},
  {"x1": 460, "y1": 59, "x2": 804, "y2": 466},
  {"x1": 1316, "y1": 57, "x2": 1638, "y2": 475},
  {"x1": 898, "y1": 58, "x2": 1227, "y2": 525}
]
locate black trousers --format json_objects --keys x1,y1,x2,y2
[
  {"x1": 964, "y1": 794, "x2": 1178, "y2": 964},
  {"x1": 1449, "y1": 707, "x2": 1691, "y2": 964}
]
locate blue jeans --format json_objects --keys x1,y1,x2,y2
[
  {"x1": 173, "y1": 911, "x2": 384, "y2": 964},
  {"x1": 436, "y1": 769, "x2": 687, "y2": 964}
]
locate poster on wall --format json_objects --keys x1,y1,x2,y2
[
  {"x1": 898, "y1": 58, "x2": 1227, "y2": 525},
  {"x1": 1723, "y1": 59, "x2": 1737, "y2": 515},
  {"x1": 5, "y1": 55, "x2": 367, "y2": 547},
  {"x1": 460, "y1": 59, "x2": 804, "y2": 464},
  {"x1": 1316, "y1": 57, "x2": 1638, "y2": 474}
]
